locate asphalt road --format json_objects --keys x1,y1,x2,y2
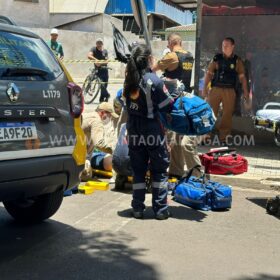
[
  {"x1": 1, "y1": 82, "x2": 279, "y2": 279},
  {"x1": 0, "y1": 186, "x2": 279, "y2": 280}
]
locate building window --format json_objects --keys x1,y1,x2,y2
[{"x1": 14, "y1": 0, "x2": 39, "y2": 3}]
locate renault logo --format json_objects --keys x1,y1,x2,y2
[{"x1": 6, "y1": 83, "x2": 20, "y2": 102}]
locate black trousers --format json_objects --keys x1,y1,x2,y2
[{"x1": 96, "y1": 69, "x2": 109, "y2": 102}]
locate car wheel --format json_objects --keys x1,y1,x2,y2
[
  {"x1": 266, "y1": 196, "x2": 280, "y2": 216},
  {"x1": 3, "y1": 189, "x2": 64, "y2": 223},
  {"x1": 274, "y1": 123, "x2": 280, "y2": 147}
]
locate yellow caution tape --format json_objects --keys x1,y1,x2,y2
[
  {"x1": 63, "y1": 59, "x2": 119, "y2": 64},
  {"x1": 92, "y1": 81, "x2": 124, "y2": 85}
]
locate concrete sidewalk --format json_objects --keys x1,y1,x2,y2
[{"x1": 198, "y1": 144, "x2": 280, "y2": 191}]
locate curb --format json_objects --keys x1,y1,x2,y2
[{"x1": 210, "y1": 174, "x2": 280, "y2": 192}]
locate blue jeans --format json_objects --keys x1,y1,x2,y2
[{"x1": 91, "y1": 152, "x2": 106, "y2": 170}]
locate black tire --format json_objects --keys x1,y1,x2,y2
[
  {"x1": 82, "y1": 75, "x2": 101, "y2": 104},
  {"x1": 3, "y1": 189, "x2": 64, "y2": 224},
  {"x1": 274, "y1": 123, "x2": 280, "y2": 147},
  {"x1": 266, "y1": 197, "x2": 280, "y2": 215}
]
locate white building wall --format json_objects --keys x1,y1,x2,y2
[
  {"x1": 49, "y1": 0, "x2": 108, "y2": 13},
  {"x1": 0, "y1": 0, "x2": 50, "y2": 28}
]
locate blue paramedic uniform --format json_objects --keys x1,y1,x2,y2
[{"x1": 126, "y1": 72, "x2": 173, "y2": 215}]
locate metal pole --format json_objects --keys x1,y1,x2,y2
[
  {"x1": 137, "y1": 0, "x2": 151, "y2": 50},
  {"x1": 194, "y1": 0, "x2": 203, "y2": 96}
]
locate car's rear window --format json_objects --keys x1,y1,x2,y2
[{"x1": 0, "y1": 30, "x2": 63, "y2": 81}]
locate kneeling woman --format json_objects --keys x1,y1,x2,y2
[{"x1": 123, "y1": 44, "x2": 174, "y2": 220}]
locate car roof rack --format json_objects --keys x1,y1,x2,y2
[{"x1": 0, "y1": 16, "x2": 17, "y2": 26}]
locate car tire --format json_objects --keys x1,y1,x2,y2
[
  {"x1": 3, "y1": 189, "x2": 64, "y2": 223},
  {"x1": 274, "y1": 123, "x2": 280, "y2": 147},
  {"x1": 266, "y1": 196, "x2": 280, "y2": 216}
]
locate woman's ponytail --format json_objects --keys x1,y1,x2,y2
[{"x1": 123, "y1": 44, "x2": 151, "y2": 98}]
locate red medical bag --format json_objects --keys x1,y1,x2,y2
[{"x1": 199, "y1": 148, "x2": 248, "y2": 175}]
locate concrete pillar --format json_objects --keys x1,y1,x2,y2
[
  {"x1": 162, "y1": 19, "x2": 166, "y2": 40},
  {"x1": 148, "y1": 14, "x2": 154, "y2": 40}
]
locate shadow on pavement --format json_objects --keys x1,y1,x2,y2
[
  {"x1": 246, "y1": 197, "x2": 268, "y2": 209},
  {"x1": 232, "y1": 274, "x2": 280, "y2": 280},
  {"x1": 0, "y1": 206, "x2": 160, "y2": 280},
  {"x1": 110, "y1": 188, "x2": 132, "y2": 195},
  {"x1": 118, "y1": 206, "x2": 207, "y2": 222},
  {"x1": 246, "y1": 197, "x2": 280, "y2": 220}
]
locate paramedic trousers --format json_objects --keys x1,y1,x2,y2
[
  {"x1": 207, "y1": 87, "x2": 236, "y2": 142},
  {"x1": 127, "y1": 116, "x2": 169, "y2": 215},
  {"x1": 169, "y1": 133, "x2": 201, "y2": 178}
]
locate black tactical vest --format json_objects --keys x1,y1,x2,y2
[
  {"x1": 211, "y1": 54, "x2": 238, "y2": 88},
  {"x1": 165, "y1": 51, "x2": 194, "y2": 92}
]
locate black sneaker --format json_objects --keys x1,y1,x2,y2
[
  {"x1": 155, "y1": 210, "x2": 171, "y2": 220},
  {"x1": 132, "y1": 210, "x2": 144, "y2": 219},
  {"x1": 104, "y1": 93, "x2": 111, "y2": 102}
]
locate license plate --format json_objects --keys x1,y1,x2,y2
[{"x1": 0, "y1": 122, "x2": 38, "y2": 142}]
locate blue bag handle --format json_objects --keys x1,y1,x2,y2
[
  {"x1": 171, "y1": 165, "x2": 203, "y2": 196},
  {"x1": 182, "y1": 165, "x2": 203, "y2": 183}
]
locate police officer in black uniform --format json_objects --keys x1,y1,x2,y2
[{"x1": 123, "y1": 44, "x2": 174, "y2": 220}]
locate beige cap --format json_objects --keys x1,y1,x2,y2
[
  {"x1": 96, "y1": 102, "x2": 118, "y2": 118},
  {"x1": 96, "y1": 37, "x2": 103, "y2": 43}
]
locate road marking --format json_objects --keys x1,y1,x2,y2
[{"x1": 113, "y1": 219, "x2": 132, "y2": 232}]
